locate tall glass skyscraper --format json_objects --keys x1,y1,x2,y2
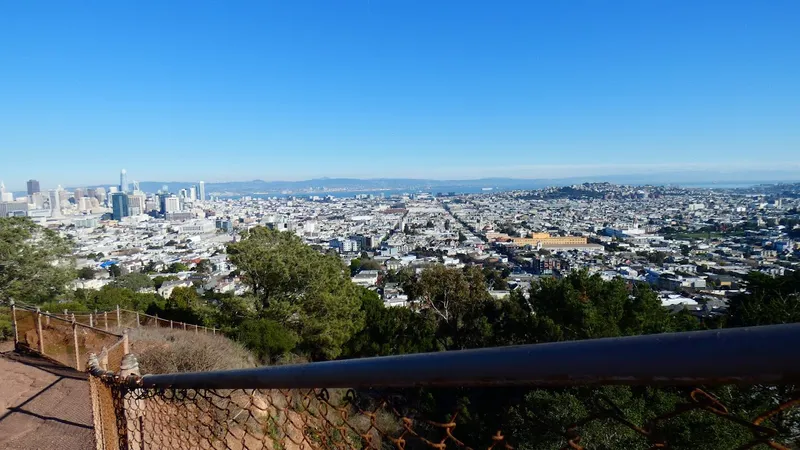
[
  {"x1": 112, "y1": 192, "x2": 129, "y2": 221},
  {"x1": 119, "y1": 169, "x2": 129, "y2": 193}
]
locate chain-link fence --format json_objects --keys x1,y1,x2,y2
[
  {"x1": 7, "y1": 300, "x2": 800, "y2": 450},
  {"x1": 85, "y1": 323, "x2": 800, "y2": 450},
  {"x1": 88, "y1": 377, "x2": 800, "y2": 450},
  {"x1": 9, "y1": 303, "x2": 126, "y2": 371},
  {"x1": 13, "y1": 307, "x2": 37, "y2": 349}
]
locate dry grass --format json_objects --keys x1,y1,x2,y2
[{"x1": 128, "y1": 327, "x2": 257, "y2": 374}]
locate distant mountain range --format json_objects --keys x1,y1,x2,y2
[
  {"x1": 51, "y1": 169, "x2": 798, "y2": 196},
  {"x1": 132, "y1": 171, "x2": 800, "y2": 196}
]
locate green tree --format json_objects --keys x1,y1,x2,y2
[
  {"x1": 167, "y1": 286, "x2": 199, "y2": 310},
  {"x1": 227, "y1": 226, "x2": 365, "y2": 359},
  {"x1": 415, "y1": 265, "x2": 490, "y2": 326},
  {"x1": 349, "y1": 258, "x2": 362, "y2": 276},
  {"x1": 727, "y1": 271, "x2": 800, "y2": 327},
  {"x1": 166, "y1": 262, "x2": 190, "y2": 273},
  {"x1": 141, "y1": 261, "x2": 159, "y2": 273},
  {"x1": 235, "y1": 318, "x2": 298, "y2": 362},
  {"x1": 153, "y1": 275, "x2": 179, "y2": 289},
  {"x1": 108, "y1": 264, "x2": 122, "y2": 278},
  {"x1": 359, "y1": 259, "x2": 382, "y2": 271},
  {"x1": 482, "y1": 267, "x2": 509, "y2": 290},
  {"x1": 111, "y1": 272, "x2": 154, "y2": 291},
  {"x1": 78, "y1": 266, "x2": 96, "y2": 280},
  {"x1": 195, "y1": 259, "x2": 213, "y2": 274},
  {"x1": 343, "y1": 289, "x2": 438, "y2": 357},
  {"x1": 0, "y1": 217, "x2": 75, "y2": 304}
]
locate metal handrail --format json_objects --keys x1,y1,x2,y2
[{"x1": 141, "y1": 323, "x2": 800, "y2": 389}]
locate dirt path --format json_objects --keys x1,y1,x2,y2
[{"x1": 0, "y1": 344, "x2": 95, "y2": 450}]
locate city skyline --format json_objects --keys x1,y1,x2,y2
[{"x1": 1, "y1": 1, "x2": 798, "y2": 188}]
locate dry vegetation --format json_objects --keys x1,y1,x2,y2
[{"x1": 128, "y1": 327, "x2": 256, "y2": 374}]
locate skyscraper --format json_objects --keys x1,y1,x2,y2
[
  {"x1": 199, "y1": 181, "x2": 206, "y2": 201},
  {"x1": 27, "y1": 179, "x2": 40, "y2": 195},
  {"x1": 128, "y1": 193, "x2": 146, "y2": 215},
  {"x1": 93, "y1": 187, "x2": 106, "y2": 204},
  {"x1": 0, "y1": 182, "x2": 13, "y2": 202},
  {"x1": 160, "y1": 195, "x2": 180, "y2": 214},
  {"x1": 119, "y1": 169, "x2": 129, "y2": 193},
  {"x1": 189, "y1": 185, "x2": 197, "y2": 201},
  {"x1": 48, "y1": 188, "x2": 62, "y2": 218},
  {"x1": 112, "y1": 192, "x2": 130, "y2": 221}
]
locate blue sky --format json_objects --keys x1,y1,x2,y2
[{"x1": 1, "y1": 1, "x2": 798, "y2": 190}]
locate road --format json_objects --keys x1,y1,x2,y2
[{"x1": 0, "y1": 343, "x2": 95, "y2": 450}]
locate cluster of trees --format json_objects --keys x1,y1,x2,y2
[{"x1": 2, "y1": 218, "x2": 799, "y2": 448}]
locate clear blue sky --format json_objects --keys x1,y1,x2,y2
[{"x1": 1, "y1": 1, "x2": 798, "y2": 190}]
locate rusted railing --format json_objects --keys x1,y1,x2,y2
[
  {"x1": 86, "y1": 324, "x2": 800, "y2": 450},
  {"x1": 7, "y1": 298, "x2": 800, "y2": 450}
]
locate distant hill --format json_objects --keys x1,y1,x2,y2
[{"x1": 67, "y1": 170, "x2": 800, "y2": 196}]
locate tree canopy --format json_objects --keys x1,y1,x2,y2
[
  {"x1": 0, "y1": 217, "x2": 74, "y2": 303},
  {"x1": 110, "y1": 272, "x2": 154, "y2": 292},
  {"x1": 227, "y1": 226, "x2": 364, "y2": 359}
]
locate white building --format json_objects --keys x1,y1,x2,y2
[
  {"x1": 78, "y1": 197, "x2": 93, "y2": 212},
  {"x1": 178, "y1": 220, "x2": 216, "y2": 234},
  {"x1": 0, "y1": 182, "x2": 13, "y2": 202},
  {"x1": 164, "y1": 196, "x2": 180, "y2": 213},
  {"x1": 48, "y1": 188, "x2": 62, "y2": 218},
  {"x1": 352, "y1": 270, "x2": 379, "y2": 287}
]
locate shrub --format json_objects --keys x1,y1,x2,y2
[
  {"x1": 0, "y1": 308, "x2": 12, "y2": 341},
  {"x1": 128, "y1": 327, "x2": 256, "y2": 374},
  {"x1": 235, "y1": 318, "x2": 299, "y2": 363}
]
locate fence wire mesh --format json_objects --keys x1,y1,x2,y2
[
  {"x1": 119, "y1": 309, "x2": 141, "y2": 329},
  {"x1": 76, "y1": 327, "x2": 124, "y2": 371},
  {"x1": 85, "y1": 378, "x2": 800, "y2": 450},
  {"x1": 13, "y1": 308, "x2": 37, "y2": 349},
  {"x1": 40, "y1": 315, "x2": 78, "y2": 368},
  {"x1": 91, "y1": 374, "x2": 124, "y2": 450},
  {"x1": 103, "y1": 339, "x2": 128, "y2": 373}
]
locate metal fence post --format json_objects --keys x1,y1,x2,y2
[
  {"x1": 86, "y1": 354, "x2": 106, "y2": 449},
  {"x1": 45, "y1": 311, "x2": 50, "y2": 325},
  {"x1": 195, "y1": 324, "x2": 198, "y2": 334},
  {"x1": 104, "y1": 311, "x2": 108, "y2": 330},
  {"x1": 72, "y1": 319, "x2": 81, "y2": 371},
  {"x1": 136, "y1": 311, "x2": 140, "y2": 327},
  {"x1": 120, "y1": 354, "x2": 143, "y2": 448},
  {"x1": 183, "y1": 322, "x2": 187, "y2": 330},
  {"x1": 116, "y1": 305, "x2": 121, "y2": 328},
  {"x1": 35, "y1": 307, "x2": 44, "y2": 355},
  {"x1": 170, "y1": 320, "x2": 173, "y2": 329},
  {"x1": 10, "y1": 300, "x2": 18, "y2": 345},
  {"x1": 213, "y1": 327, "x2": 216, "y2": 335},
  {"x1": 89, "y1": 313, "x2": 93, "y2": 328},
  {"x1": 100, "y1": 349, "x2": 109, "y2": 371},
  {"x1": 123, "y1": 329, "x2": 130, "y2": 355}
]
